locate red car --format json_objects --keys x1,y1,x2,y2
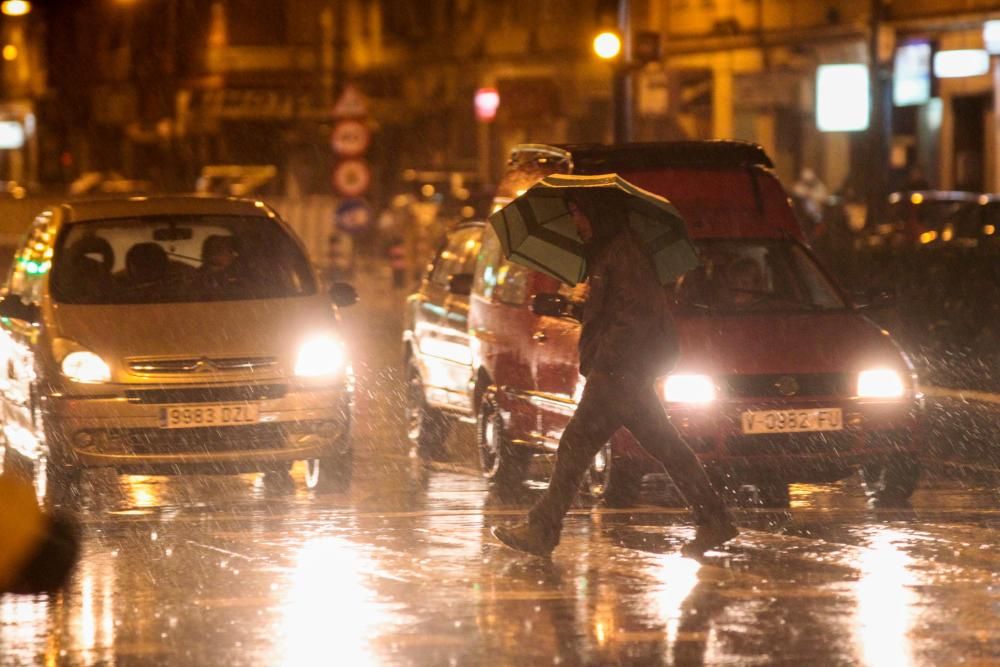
[{"x1": 468, "y1": 142, "x2": 924, "y2": 507}]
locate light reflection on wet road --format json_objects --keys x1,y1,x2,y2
[{"x1": 1, "y1": 277, "x2": 999, "y2": 665}]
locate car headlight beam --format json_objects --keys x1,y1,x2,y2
[
  {"x1": 857, "y1": 368, "x2": 906, "y2": 399},
  {"x1": 295, "y1": 335, "x2": 346, "y2": 378},
  {"x1": 61, "y1": 350, "x2": 111, "y2": 384},
  {"x1": 662, "y1": 374, "x2": 717, "y2": 404}
]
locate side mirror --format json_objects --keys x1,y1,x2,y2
[
  {"x1": 448, "y1": 273, "x2": 473, "y2": 296},
  {"x1": 329, "y1": 282, "x2": 358, "y2": 308},
  {"x1": 0, "y1": 295, "x2": 40, "y2": 324},
  {"x1": 532, "y1": 292, "x2": 572, "y2": 318}
]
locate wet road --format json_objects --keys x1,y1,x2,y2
[{"x1": 2, "y1": 271, "x2": 999, "y2": 666}]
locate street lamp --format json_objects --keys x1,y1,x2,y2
[
  {"x1": 593, "y1": 31, "x2": 622, "y2": 60},
  {"x1": 0, "y1": 1, "x2": 31, "y2": 17}
]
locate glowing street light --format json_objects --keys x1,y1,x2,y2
[
  {"x1": 1, "y1": 1, "x2": 31, "y2": 17},
  {"x1": 593, "y1": 31, "x2": 622, "y2": 60}
]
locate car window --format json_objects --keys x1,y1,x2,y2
[
  {"x1": 50, "y1": 214, "x2": 316, "y2": 304},
  {"x1": 495, "y1": 263, "x2": 531, "y2": 305},
  {"x1": 472, "y1": 227, "x2": 535, "y2": 306},
  {"x1": 7, "y1": 210, "x2": 58, "y2": 306},
  {"x1": 430, "y1": 227, "x2": 480, "y2": 288},
  {"x1": 472, "y1": 226, "x2": 532, "y2": 305},
  {"x1": 473, "y1": 227, "x2": 503, "y2": 298}
]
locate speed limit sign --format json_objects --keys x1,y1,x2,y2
[
  {"x1": 330, "y1": 119, "x2": 371, "y2": 157},
  {"x1": 331, "y1": 159, "x2": 371, "y2": 198}
]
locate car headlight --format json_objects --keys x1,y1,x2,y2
[
  {"x1": 295, "y1": 335, "x2": 346, "y2": 377},
  {"x1": 61, "y1": 351, "x2": 111, "y2": 384},
  {"x1": 857, "y1": 368, "x2": 906, "y2": 399},
  {"x1": 662, "y1": 374, "x2": 716, "y2": 404}
]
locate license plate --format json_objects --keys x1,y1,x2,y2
[
  {"x1": 741, "y1": 408, "x2": 843, "y2": 434},
  {"x1": 159, "y1": 403, "x2": 260, "y2": 429}
]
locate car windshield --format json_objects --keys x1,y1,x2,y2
[
  {"x1": 676, "y1": 239, "x2": 844, "y2": 312},
  {"x1": 50, "y1": 214, "x2": 316, "y2": 304}
]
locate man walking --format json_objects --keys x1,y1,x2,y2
[{"x1": 492, "y1": 194, "x2": 738, "y2": 558}]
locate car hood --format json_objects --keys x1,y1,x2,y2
[
  {"x1": 675, "y1": 310, "x2": 911, "y2": 376},
  {"x1": 47, "y1": 296, "x2": 338, "y2": 381}
]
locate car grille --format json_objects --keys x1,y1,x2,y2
[
  {"x1": 127, "y1": 356, "x2": 278, "y2": 374},
  {"x1": 725, "y1": 431, "x2": 859, "y2": 458},
  {"x1": 125, "y1": 384, "x2": 288, "y2": 405},
  {"x1": 723, "y1": 373, "x2": 851, "y2": 399}
]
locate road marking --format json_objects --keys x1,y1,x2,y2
[{"x1": 920, "y1": 384, "x2": 1000, "y2": 405}]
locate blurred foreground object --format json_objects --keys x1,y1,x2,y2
[{"x1": 0, "y1": 472, "x2": 79, "y2": 594}]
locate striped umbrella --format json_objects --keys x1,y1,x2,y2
[{"x1": 488, "y1": 173, "x2": 699, "y2": 286}]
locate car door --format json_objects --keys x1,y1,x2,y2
[
  {"x1": 414, "y1": 227, "x2": 477, "y2": 410},
  {"x1": 531, "y1": 277, "x2": 584, "y2": 446},
  {"x1": 469, "y1": 227, "x2": 538, "y2": 440},
  {"x1": 439, "y1": 225, "x2": 482, "y2": 413},
  {"x1": 0, "y1": 210, "x2": 58, "y2": 461}
]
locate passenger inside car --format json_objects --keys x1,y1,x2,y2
[
  {"x1": 200, "y1": 234, "x2": 239, "y2": 273},
  {"x1": 64, "y1": 235, "x2": 115, "y2": 302},
  {"x1": 123, "y1": 242, "x2": 170, "y2": 286},
  {"x1": 723, "y1": 256, "x2": 767, "y2": 306}
]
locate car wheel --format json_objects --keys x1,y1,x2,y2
[
  {"x1": 477, "y1": 389, "x2": 529, "y2": 489},
  {"x1": 262, "y1": 465, "x2": 295, "y2": 492},
  {"x1": 304, "y1": 418, "x2": 353, "y2": 493},
  {"x1": 585, "y1": 443, "x2": 641, "y2": 508},
  {"x1": 860, "y1": 453, "x2": 921, "y2": 507},
  {"x1": 406, "y1": 361, "x2": 450, "y2": 461},
  {"x1": 754, "y1": 481, "x2": 791, "y2": 508},
  {"x1": 38, "y1": 455, "x2": 82, "y2": 510}
]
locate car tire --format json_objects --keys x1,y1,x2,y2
[
  {"x1": 304, "y1": 422, "x2": 353, "y2": 493},
  {"x1": 585, "y1": 443, "x2": 641, "y2": 508},
  {"x1": 406, "y1": 360, "x2": 450, "y2": 461},
  {"x1": 860, "y1": 453, "x2": 921, "y2": 507},
  {"x1": 477, "y1": 389, "x2": 529, "y2": 489},
  {"x1": 41, "y1": 458, "x2": 82, "y2": 509},
  {"x1": 262, "y1": 466, "x2": 295, "y2": 492}
]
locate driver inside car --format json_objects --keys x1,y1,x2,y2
[
  {"x1": 723, "y1": 256, "x2": 766, "y2": 306},
  {"x1": 199, "y1": 234, "x2": 242, "y2": 290}
]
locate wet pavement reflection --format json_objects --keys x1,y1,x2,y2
[{"x1": 1, "y1": 280, "x2": 999, "y2": 665}]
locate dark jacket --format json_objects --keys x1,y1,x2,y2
[{"x1": 578, "y1": 230, "x2": 680, "y2": 379}]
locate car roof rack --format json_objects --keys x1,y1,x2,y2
[{"x1": 510, "y1": 140, "x2": 773, "y2": 173}]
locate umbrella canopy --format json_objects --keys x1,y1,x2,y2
[{"x1": 488, "y1": 173, "x2": 699, "y2": 286}]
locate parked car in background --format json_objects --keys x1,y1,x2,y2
[
  {"x1": 867, "y1": 191, "x2": 981, "y2": 248},
  {"x1": 403, "y1": 221, "x2": 483, "y2": 459},
  {"x1": 0, "y1": 197, "x2": 357, "y2": 504},
  {"x1": 469, "y1": 142, "x2": 925, "y2": 507}
]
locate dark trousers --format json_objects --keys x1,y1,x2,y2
[{"x1": 527, "y1": 372, "x2": 729, "y2": 538}]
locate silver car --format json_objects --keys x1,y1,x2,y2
[{"x1": 0, "y1": 196, "x2": 356, "y2": 503}]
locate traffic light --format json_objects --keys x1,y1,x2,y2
[
  {"x1": 595, "y1": 0, "x2": 618, "y2": 27},
  {"x1": 632, "y1": 30, "x2": 661, "y2": 65}
]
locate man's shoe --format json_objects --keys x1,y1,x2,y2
[
  {"x1": 491, "y1": 522, "x2": 558, "y2": 558},
  {"x1": 680, "y1": 519, "x2": 739, "y2": 558}
]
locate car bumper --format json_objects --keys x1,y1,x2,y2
[
  {"x1": 43, "y1": 383, "x2": 353, "y2": 473},
  {"x1": 621, "y1": 396, "x2": 924, "y2": 483}
]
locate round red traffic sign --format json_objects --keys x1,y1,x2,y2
[
  {"x1": 331, "y1": 158, "x2": 371, "y2": 197},
  {"x1": 330, "y1": 119, "x2": 371, "y2": 157}
]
